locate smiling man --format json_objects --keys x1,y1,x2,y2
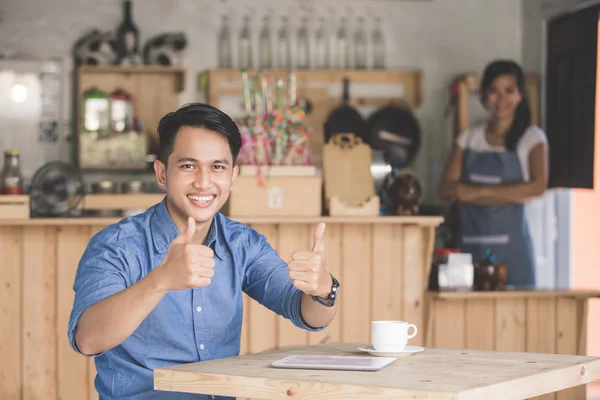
[{"x1": 68, "y1": 103, "x2": 339, "y2": 400}]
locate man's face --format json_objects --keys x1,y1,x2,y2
[{"x1": 154, "y1": 126, "x2": 238, "y2": 229}]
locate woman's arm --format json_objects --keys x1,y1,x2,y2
[
  {"x1": 457, "y1": 142, "x2": 548, "y2": 205},
  {"x1": 438, "y1": 144, "x2": 464, "y2": 201}
]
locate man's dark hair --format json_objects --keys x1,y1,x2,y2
[{"x1": 156, "y1": 103, "x2": 242, "y2": 164}]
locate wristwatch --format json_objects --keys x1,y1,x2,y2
[{"x1": 311, "y1": 274, "x2": 340, "y2": 307}]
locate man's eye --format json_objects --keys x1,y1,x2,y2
[
  {"x1": 213, "y1": 165, "x2": 225, "y2": 170},
  {"x1": 181, "y1": 164, "x2": 194, "y2": 170}
]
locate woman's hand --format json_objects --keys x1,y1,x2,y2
[{"x1": 456, "y1": 184, "x2": 483, "y2": 202}]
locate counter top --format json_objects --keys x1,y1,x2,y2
[
  {"x1": 0, "y1": 215, "x2": 444, "y2": 226},
  {"x1": 429, "y1": 288, "x2": 600, "y2": 300}
]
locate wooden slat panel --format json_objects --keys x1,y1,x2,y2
[
  {"x1": 339, "y1": 224, "x2": 371, "y2": 345},
  {"x1": 556, "y1": 298, "x2": 583, "y2": 400},
  {"x1": 276, "y1": 224, "x2": 310, "y2": 349},
  {"x1": 57, "y1": 226, "x2": 91, "y2": 400},
  {"x1": 247, "y1": 224, "x2": 278, "y2": 354},
  {"x1": 527, "y1": 298, "x2": 558, "y2": 400},
  {"x1": 402, "y1": 225, "x2": 425, "y2": 346},
  {"x1": 308, "y1": 223, "x2": 341, "y2": 345},
  {"x1": 87, "y1": 226, "x2": 105, "y2": 400},
  {"x1": 22, "y1": 226, "x2": 58, "y2": 400},
  {"x1": 465, "y1": 299, "x2": 496, "y2": 350},
  {"x1": 371, "y1": 225, "x2": 403, "y2": 322},
  {"x1": 239, "y1": 294, "x2": 250, "y2": 355},
  {"x1": 433, "y1": 300, "x2": 465, "y2": 349},
  {"x1": 495, "y1": 298, "x2": 526, "y2": 352},
  {"x1": 0, "y1": 227, "x2": 23, "y2": 400}
]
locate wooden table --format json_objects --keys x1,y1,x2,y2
[{"x1": 154, "y1": 342, "x2": 600, "y2": 400}]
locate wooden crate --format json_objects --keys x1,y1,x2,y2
[
  {"x1": 227, "y1": 166, "x2": 322, "y2": 217},
  {"x1": 0, "y1": 195, "x2": 29, "y2": 219}
]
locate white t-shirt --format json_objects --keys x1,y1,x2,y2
[{"x1": 456, "y1": 125, "x2": 548, "y2": 182}]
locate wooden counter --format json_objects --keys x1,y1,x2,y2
[
  {"x1": 0, "y1": 215, "x2": 442, "y2": 400},
  {"x1": 425, "y1": 289, "x2": 600, "y2": 400}
]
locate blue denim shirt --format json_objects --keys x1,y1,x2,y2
[{"x1": 68, "y1": 198, "x2": 321, "y2": 399}]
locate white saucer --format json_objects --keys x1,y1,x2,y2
[{"x1": 358, "y1": 345, "x2": 424, "y2": 357}]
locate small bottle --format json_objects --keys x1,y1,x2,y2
[
  {"x1": 372, "y1": 17, "x2": 386, "y2": 69},
  {"x1": 354, "y1": 17, "x2": 367, "y2": 69},
  {"x1": 335, "y1": 17, "x2": 350, "y2": 69},
  {"x1": 0, "y1": 150, "x2": 24, "y2": 195},
  {"x1": 296, "y1": 17, "x2": 310, "y2": 69},
  {"x1": 238, "y1": 16, "x2": 253, "y2": 69},
  {"x1": 258, "y1": 16, "x2": 272, "y2": 68},
  {"x1": 314, "y1": 17, "x2": 329, "y2": 69},
  {"x1": 116, "y1": 0, "x2": 141, "y2": 65},
  {"x1": 277, "y1": 16, "x2": 291, "y2": 68},
  {"x1": 218, "y1": 15, "x2": 233, "y2": 68}
]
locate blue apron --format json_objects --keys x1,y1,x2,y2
[{"x1": 459, "y1": 133, "x2": 536, "y2": 287}]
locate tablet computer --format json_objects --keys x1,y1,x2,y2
[{"x1": 270, "y1": 354, "x2": 396, "y2": 372}]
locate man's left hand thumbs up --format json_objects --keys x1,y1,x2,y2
[{"x1": 288, "y1": 222, "x2": 332, "y2": 298}]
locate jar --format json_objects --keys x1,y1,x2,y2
[
  {"x1": 428, "y1": 248, "x2": 460, "y2": 291},
  {"x1": 0, "y1": 150, "x2": 24, "y2": 195}
]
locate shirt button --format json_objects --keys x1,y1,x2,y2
[
  {"x1": 196, "y1": 306, "x2": 202, "y2": 312},
  {"x1": 200, "y1": 344, "x2": 205, "y2": 350}
]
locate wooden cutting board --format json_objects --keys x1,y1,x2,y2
[{"x1": 322, "y1": 133, "x2": 374, "y2": 208}]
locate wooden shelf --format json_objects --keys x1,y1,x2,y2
[
  {"x1": 201, "y1": 68, "x2": 422, "y2": 170},
  {"x1": 429, "y1": 289, "x2": 600, "y2": 300},
  {"x1": 76, "y1": 65, "x2": 186, "y2": 171},
  {"x1": 78, "y1": 65, "x2": 186, "y2": 92},
  {"x1": 0, "y1": 215, "x2": 444, "y2": 226}
]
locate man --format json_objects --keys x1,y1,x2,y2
[{"x1": 68, "y1": 103, "x2": 340, "y2": 399}]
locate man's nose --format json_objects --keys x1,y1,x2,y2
[{"x1": 193, "y1": 169, "x2": 211, "y2": 189}]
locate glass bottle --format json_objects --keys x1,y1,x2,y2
[
  {"x1": 277, "y1": 16, "x2": 291, "y2": 68},
  {"x1": 335, "y1": 17, "x2": 350, "y2": 69},
  {"x1": 0, "y1": 150, "x2": 24, "y2": 195},
  {"x1": 259, "y1": 16, "x2": 272, "y2": 68},
  {"x1": 314, "y1": 17, "x2": 329, "y2": 69},
  {"x1": 297, "y1": 17, "x2": 310, "y2": 69},
  {"x1": 354, "y1": 17, "x2": 367, "y2": 69},
  {"x1": 373, "y1": 17, "x2": 386, "y2": 69},
  {"x1": 238, "y1": 15, "x2": 253, "y2": 69},
  {"x1": 116, "y1": 0, "x2": 141, "y2": 65},
  {"x1": 218, "y1": 15, "x2": 233, "y2": 68}
]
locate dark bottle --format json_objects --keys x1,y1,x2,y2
[
  {"x1": 0, "y1": 150, "x2": 24, "y2": 195},
  {"x1": 116, "y1": 0, "x2": 141, "y2": 65}
]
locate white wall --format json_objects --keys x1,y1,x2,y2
[{"x1": 0, "y1": 0, "x2": 523, "y2": 202}]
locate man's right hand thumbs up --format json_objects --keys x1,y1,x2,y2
[{"x1": 156, "y1": 217, "x2": 216, "y2": 291}]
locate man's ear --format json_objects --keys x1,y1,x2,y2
[
  {"x1": 231, "y1": 164, "x2": 239, "y2": 188},
  {"x1": 154, "y1": 160, "x2": 167, "y2": 187}
]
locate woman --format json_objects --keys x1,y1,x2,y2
[{"x1": 439, "y1": 60, "x2": 549, "y2": 287}]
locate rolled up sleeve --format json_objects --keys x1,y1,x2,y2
[
  {"x1": 67, "y1": 229, "x2": 138, "y2": 356},
  {"x1": 242, "y1": 229, "x2": 324, "y2": 332}
]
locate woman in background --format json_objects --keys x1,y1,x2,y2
[{"x1": 439, "y1": 60, "x2": 549, "y2": 287}]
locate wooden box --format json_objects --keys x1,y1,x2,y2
[
  {"x1": 227, "y1": 166, "x2": 322, "y2": 217},
  {"x1": 0, "y1": 195, "x2": 30, "y2": 219}
]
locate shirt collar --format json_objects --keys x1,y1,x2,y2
[{"x1": 150, "y1": 197, "x2": 223, "y2": 258}]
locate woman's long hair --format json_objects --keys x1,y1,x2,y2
[{"x1": 480, "y1": 60, "x2": 531, "y2": 151}]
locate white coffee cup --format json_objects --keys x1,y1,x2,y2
[{"x1": 371, "y1": 320, "x2": 417, "y2": 351}]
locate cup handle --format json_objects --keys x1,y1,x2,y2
[{"x1": 407, "y1": 324, "x2": 417, "y2": 339}]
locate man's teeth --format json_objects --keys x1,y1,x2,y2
[{"x1": 189, "y1": 195, "x2": 214, "y2": 202}]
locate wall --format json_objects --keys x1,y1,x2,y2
[
  {"x1": 0, "y1": 0, "x2": 523, "y2": 202},
  {"x1": 522, "y1": 0, "x2": 600, "y2": 378}
]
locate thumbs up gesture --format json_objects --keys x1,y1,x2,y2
[
  {"x1": 288, "y1": 222, "x2": 332, "y2": 298},
  {"x1": 158, "y1": 217, "x2": 215, "y2": 291}
]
